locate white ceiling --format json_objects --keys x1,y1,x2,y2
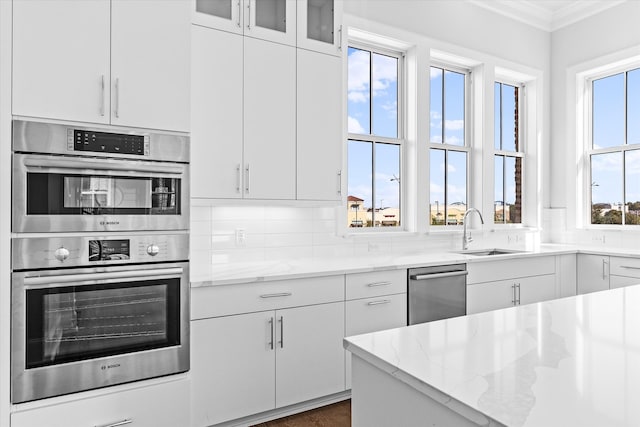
[{"x1": 469, "y1": 0, "x2": 627, "y2": 32}]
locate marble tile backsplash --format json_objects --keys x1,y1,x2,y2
[{"x1": 190, "y1": 204, "x2": 540, "y2": 281}]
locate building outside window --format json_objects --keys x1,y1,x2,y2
[
  {"x1": 494, "y1": 81, "x2": 523, "y2": 224},
  {"x1": 429, "y1": 65, "x2": 468, "y2": 227},
  {"x1": 347, "y1": 44, "x2": 403, "y2": 228},
  {"x1": 589, "y1": 67, "x2": 640, "y2": 225}
]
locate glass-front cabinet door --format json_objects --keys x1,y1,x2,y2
[
  {"x1": 297, "y1": 0, "x2": 343, "y2": 56},
  {"x1": 193, "y1": 0, "x2": 296, "y2": 46}
]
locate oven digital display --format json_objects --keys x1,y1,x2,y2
[
  {"x1": 89, "y1": 239, "x2": 130, "y2": 261},
  {"x1": 73, "y1": 130, "x2": 146, "y2": 155}
]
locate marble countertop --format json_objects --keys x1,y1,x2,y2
[
  {"x1": 344, "y1": 285, "x2": 640, "y2": 427},
  {"x1": 191, "y1": 243, "x2": 640, "y2": 287}
]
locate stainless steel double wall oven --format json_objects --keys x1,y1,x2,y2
[{"x1": 11, "y1": 120, "x2": 190, "y2": 403}]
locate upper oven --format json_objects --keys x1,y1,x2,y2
[{"x1": 12, "y1": 120, "x2": 189, "y2": 233}]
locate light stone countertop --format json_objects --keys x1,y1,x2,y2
[
  {"x1": 344, "y1": 285, "x2": 640, "y2": 427},
  {"x1": 191, "y1": 243, "x2": 640, "y2": 287}
]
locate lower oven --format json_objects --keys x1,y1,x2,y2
[{"x1": 11, "y1": 233, "x2": 189, "y2": 403}]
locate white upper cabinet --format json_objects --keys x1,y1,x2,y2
[
  {"x1": 193, "y1": 0, "x2": 296, "y2": 46},
  {"x1": 12, "y1": 0, "x2": 190, "y2": 132},
  {"x1": 13, "y1": 0, "x2": 111, "y2": 124},
  {"x1": 297, "y1": 0, "x2": 343, "y2": 56}
]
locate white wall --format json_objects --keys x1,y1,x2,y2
[{"x1": 548, "y1": 1, "x2": 640, "y2": 244}]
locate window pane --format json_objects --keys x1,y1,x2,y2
[
  {"x1": 625, "y1": 150, "x2": 640, "y2": 225},
  {"x1": 629, "y1": 68, "x2": 640, "y2": 146},
  {"x1": 444, "y1": 71, "x2": 465, "y2": 146},
  {"x1": 430, "y1": 149, "x2": 445, "y2": 225},
  {"x1": 494, "y1": 83, "x2": 501, "y2": 150},
  {"x1": 591, "y1": 152, "x2": 623, "y2": 224},
  {"x1": 593, "y1": 73, "x2": 625, "y2": 149},
  {"x1": 504, "y1": 156, "x2": 522, "y2": 224},
  {"x1": 494, "y1": 155, "x2": 504, "y2": 223},
  {"x1": 430, "y1": 67, "x2": 443, "y2": 143},
  {"x1": 375, "y1": 143, "x2": 401, "y2": 227},
  {"x1": 347, "y1": 47, "x2": 370, "y2": 135},
  {"x1": 501, "y1": 84, "x2": 517, "y2": 152},
  {"x1": 347, "y1": 140, "x2": 372, "y2": 228},
  {"x1": 447, "y1": 151, "x2": 467, "y2": 225},
  {"x1": 372, "y1": 53, "x2": 398, "y2": 138}
]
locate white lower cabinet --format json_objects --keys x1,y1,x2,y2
[
  {"x1": 190, "y1": 276, "x2": 345, "y2": 427},
  {"x1": 610, "y1": 256, "x2": 640, "y2": 289},
  {"x1": 11, "y1": 377, "x2": 188, "y2": 427},
  {"x1": 577, "y1": 254, "x2": 610, "y2": 294}
]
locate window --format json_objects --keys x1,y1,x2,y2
[
  {"x1": 429, "y1": 66, "x2": 468, "y2": 227},
  {"x1": 589, "y1": 68, "x2": 640, "y2": 225},
  {"x1": 347, "y1": 44, "x2": 402, "y2": 228},
  {"x1": 494, "y1": 81, "x2": 523, "y2": 224}
]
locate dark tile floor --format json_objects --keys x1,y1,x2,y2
[{"x1": 251, "y1": 400, "x2": 351, "y2": 427}]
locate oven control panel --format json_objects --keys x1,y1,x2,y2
[
  {"x1": 11, "y1": 234, "x2": 188, "y2": 270},
  {"x1": 68, "y1": 129, "x2": 150, "y2": 156}
]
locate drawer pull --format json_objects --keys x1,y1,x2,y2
[
  {"x1": 620, "y1": 265, "x2": 640, "y2": 270},
  {"x1": 366, "y1": 281, "x2": 392, "y2": 287},
  {"x1": 367, "y1": 299, "x2": 391, "y2": 306},
  {"x1": 95, "y1": 419, "x2": 132, "y2": 427},
  {"x1": 260, "y1": 292, "x2": 292, "y2": 299}
]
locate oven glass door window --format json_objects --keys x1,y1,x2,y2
[
  {"x1": 25, "y1": 279, "x2": 180, "y2": 369},
  {"x1": 26, "y1": 173, "x2": 181, "y2": 215}
]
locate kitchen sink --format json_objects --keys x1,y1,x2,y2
[{"x1": 454, "y1": 248, "x2": 528, "y2": 256}]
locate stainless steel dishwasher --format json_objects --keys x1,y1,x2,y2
[{"x1": 408, "y1": 264, "x2": 467, "y2": 325}]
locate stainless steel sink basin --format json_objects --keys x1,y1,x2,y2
[{"x1": 455, "y1": 248, "x2": 528, "y2": 256}]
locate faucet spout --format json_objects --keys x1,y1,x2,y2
[{"x1": 462, "y1": 208, "x2": 484, "y2": 250}]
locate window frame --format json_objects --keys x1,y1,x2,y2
[
  {"x1": 346, "y1": 41, "x2": 406, "y2": 232},
  {"x1": 585, "y1": 66, "x2": 640, "y2": 226},
  {"x1": 428, "y1": 61, "x2": 471, "y2": 230},
  {"x1": 493, "y1": 78, "x2": 525, "y2": 226}
]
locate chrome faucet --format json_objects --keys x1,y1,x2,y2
[{"x1": 462, "y1": 208, "x2": 484, "y2": 250}]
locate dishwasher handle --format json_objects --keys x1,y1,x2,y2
[{"x1": 410, "y1": 270, "x2": 468, "y2": 281}]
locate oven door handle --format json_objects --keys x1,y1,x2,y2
[
  {"x1": 22, "y1": 156, "x2": 184, "y2": 176},
  {"x1": 23, "y1": 267, "x2": 184, "y2": 289}
]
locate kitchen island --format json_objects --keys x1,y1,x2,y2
[{"x1": 344, "y1": 285, "x2": 640, "y2": 427}]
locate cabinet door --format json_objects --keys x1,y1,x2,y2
[
  {"x1": 297, "y1": 49, "x2": 343, "y2": 201},
  {"x1": 12, "y1": 0, "x2": 111, "y2": 124},
  {"x1": 345, "y1": 294, "x2": 407, "y2": 389},
  {"x1": 466, "y1": 280, "x2": 516, "y2": 315},
  {"x1": 297, "y1": 0, "x2": 343, "y2": 56},
  {"x1": 245, "y1": 0, "x2": 297, "y2": 46},
  {"x1": 275, "y1": 302, "x2": 345, "y2": 407},
  {"x1": 193, "y1": 0, "x2": 244, "y2": 33},
  {"x1": 243, "y1": 38, "x2": 296, "y2": 200},
  {"x1": 577, "y1": 254, "x2": 610, "y2": 294},
  {"x1": 190, "y1": 313, "x2": 276, "y2": 426},
  {"x1": 518, "y1": 274, "x2": 557, "y2": 305},
  {"x1": 191, "y1": 26, "x2": 243, "y2": 198},
  {"x1": 111, "y1": 0, "x2": 190, "y2": 132}
]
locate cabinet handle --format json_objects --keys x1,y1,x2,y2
[
  {"x1": 516, "y1": 283, "x2": 521, "y2": 305},
  {"x1": 337, "y1": 25, "x2": 343, "y2": 51},
  {"x1": 366, "y1": 281, "x2": 391, "y2": 288},
  {"x1": 94, "y1": 419, "x2": 132, "y2": 427},
  {"x1": 99, "y1": 74, "x2": 105, "y2": 117},
  {"x1": 268, "y1": 317, "x2": 274, "y2": 350},
  {"x1": 337, "y1": 170, "x2": 342, "y2": 195},
  {"x1": 511, "y1": 284, "x2": 516, "y2": 305},
  {"x1": 367, "y1": 299, "x2": 391, "y2": 306},
  {"x1": 246, "y1": 1, "x2": 251, "y2": 29},
  {"x1": 114, "y1": 77, "x2": 120, "y2": 118},
  {"x1": 603, "y1": 259, "x2": 608, "y2": 280},
  {"x1": 278, "y1": 316, "x2": 284, "y2": 348},
  {"x1": 259, "y1": 292, "x2": 292, "y2": 298},
  {"x1": 236, "y1": 164, "x2": 241, "y2": 193},
  {"x1": 245, "y1": 164, "x2": 250, "y2": 194},
  {"x1": 620, "y1": 265, "x2": 640, "y2": 270},
  {"x1": 236, "y1": 0, "x2": 241, "y2": 27}
]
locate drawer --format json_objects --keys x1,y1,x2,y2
[
  {"x1": 191, "y1": 275, "x2": 344, "y2": 319},
  {"x1": 11, "y1": 377, "x2": 188, "y2": 427},
  {"x1": 467, "y1": 256, "x2": 555, "y2": 284},
  {"x1": 345, "y1": 269, "x2": 406, "y2": 300},
  {"x1": 610, "y1": 256, "x2": 640, "y2": 278},
  {"x1": 345, "y1": 293, "x2": 407, "y2": 337}
]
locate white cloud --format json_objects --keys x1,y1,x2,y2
[
  {"x1": 444, "y1": 135, "x2": 462, "y2": 145},
  {"x1": 348, "y1": 91, "x2": 368, "y2": 103},
  {"x1": 447, "y1": 163, "x2": 457, "y2": 173},
  {"x1": 445, "y1": 119, "x2": 464, "y2": 131},
  {"x1": 348, "y1": 116, "x2": 365, "y2": 134},
  {"x1": 430, "y1": 67, "x2": 442, "y2": 80}
]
